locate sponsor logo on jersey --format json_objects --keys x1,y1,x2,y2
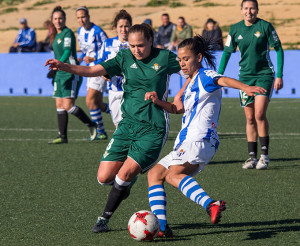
[
  {"x1": 225, "y1": 35, "x2": 231, "y2": 47},
  {"x1": 57, "y1": 38, "x2": 62, "y2": 44},
  {"x1": 272, "y1": 30, "x2": 279, "y2": 42},
  {"x1": 177, "y1": 149, "x2": 185, "y2": 157},
  {"x1": 130, "y1": 63, "x2": 137, "y2": 69},
  {"x1": 64, "y1": 37, "x2": 71, "y2": 47},
  {"x1": 254, "y1": 31, "x2": 261, "y2": 38},
  {"x1": 238, "y1": 35, "x2": 243, "y2": 40},
  {"x1": 152, "y1": 63, "x2": 161, "y2": 71},
  {"x1": 204, "y1": 70, "x2": 220, "y2": 78}
]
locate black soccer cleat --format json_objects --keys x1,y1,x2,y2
[
  {"x1": 92, "y1": 217, "x2": 109, "y2": 233},
  {"x1": 157, "y1": 224, "x2": 173, "y2": 238}
]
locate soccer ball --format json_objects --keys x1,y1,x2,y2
[{"x1": 128, "y1": 210, "x2": 160, "y2": 241}]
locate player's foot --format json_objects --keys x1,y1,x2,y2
[
  {"x1": 104, "y1": 103, "x2": 110, "y2": 114},
  {"x1": 91, "y1": 217, "x2": 109, "y2": 233},
  {"x1": 242, "y1": 157, "x2": 257, "y2": 169},
  {"x1": 88, "y1": 131, "x2": 108, "y2": 141},
  {"x1": 48, "y1": 136, "x2": 68, "y2": 144},
  {"x1": 88, "y1": 123, "x2": 97, "y2": 141},
  {"x1": 123, "y1": 176, "x2": 138, "y2": 200},
  {"x1": 256, "y1": 155, "x2": 269, "y2": 170},
  {"x1": 206, "y1": 200, "x2": 226, "y2": 224},
  {"x1": 157, "y1": 224, "x2": 173, "y2": 238}
]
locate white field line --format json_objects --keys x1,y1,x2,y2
[
  {"x1": 1, "y1": 137, "x2": 300, "y2": 142},
  {"x1": 0, "y1": 128, "x2": 299, "y2": 136}
]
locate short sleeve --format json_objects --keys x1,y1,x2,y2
[
  {"x1": 265, "y1": 22, "x2": 281, "y2": 49},
  {"x1": 199, "y1": 69, "x2": 223, "y2": 93},
  {"x1": 99, "y1": 49, "x2": 123, "y2": 77},
  {"x1": 224, "y1": 26, "x2": 237, "y2": 53},
  {"x1": 166, "y1": 51, "x2": 181, "y2": 74}
]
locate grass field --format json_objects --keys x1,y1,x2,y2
[{"x1": 0, "y1": 97, "x2": 299, "y2": 246}]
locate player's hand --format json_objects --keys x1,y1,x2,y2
[
  {"x1": 145, "y1": 91, "x2": 158, "y2": 103},
  {"x1": 83, "y1": 56, "x2": 95, "y2": 64},
  {"x1": 244, "y1": 86, "x2": 266, "y2": 96},
  {"x1": 13, "y1": 43, "x2": 19, "y2": 48},
  {"x1": 77, "y1": 57, "x2": 83, "y2": 63},
  {"x1": 274, "y1": 78, "x2": 283, "y2": 92},
  {"x1": 101, "y1": 75, "x2": 110, "y2": 82},
  {"x1": 45, "y1": 59, "x2": 63, "y2": 70}
]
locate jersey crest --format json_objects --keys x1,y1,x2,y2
[
  {"x1": 57, "y1": 38, "x2": 62, "y2": 44},
  {"x1": 151, "y1": 63, "x2": 161, "y2": 71},
  {"x1": 254, "y1": 31, "x2": 261, "y2": 38}
]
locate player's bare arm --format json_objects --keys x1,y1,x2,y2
[
  {"x1": 45, "y1": 59, "x2": 107, "y2": 77},
  {"x1": 217, "y1": 77, "x2": 266, "y2": 96}
]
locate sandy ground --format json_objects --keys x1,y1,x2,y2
[{"x1": 0, "y1": 0, "x2": 299, "y2": 52}]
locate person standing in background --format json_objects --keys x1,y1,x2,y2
[
  {"x1": 48, "y1": 6, "x2": 97, "y2": 144},
  {"x1": 202, "y1": 18, "x2": 224, "y2": 51},
  {"x1": 155, "y1": 13, "x2": 175, "y2": 49},
  {"x1": 76, "y1": 6, "x2": 109, "y2": 140},
  {"x1": 218, "y1": 0, "x2": 284, "y2": 169},
  {"x1": 169, "y1": 16, "x2": 193, "y2": 50}
]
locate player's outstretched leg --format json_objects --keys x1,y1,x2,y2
[
  {"x1": 148, "y1": 184, "x2": 173, "y2": 238},
  {"x1": 92, "y1": 175, "x2": 132, "y2": 233},
  {"x1": 178, "y1": 176, "x2": 226, "y2": 224},
  {"x1": 67, "y1": 105, "x2": 97, "y2": 141}
]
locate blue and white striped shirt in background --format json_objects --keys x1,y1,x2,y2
[
  {"x1": 97, "y1": 36, "x2": 129, "y2": 92},
  {"x1": 77, "y1": 23, "x2": 108, "y2": 66}
]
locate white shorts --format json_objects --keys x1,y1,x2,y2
[
  {"x1": 87, "y1": 76, "x2": 107, "y2": 92},
  {"x1": 108, "y1": 90, "x2": 123, "y2": 125},
  {"x1": 158, "y1": 140, "x2": 217, "y2": 176}
]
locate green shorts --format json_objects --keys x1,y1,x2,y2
[
  {"x1": 53, "y1": 73, "x2": 82, "y2": 99},
  {"x1": 101, "y1": 119, "x2": 167, "y2": 173},
  {"x1": 239, "y1": 76, "x2": 274, "y2": 107}
]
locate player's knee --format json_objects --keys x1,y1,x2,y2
[
  {"x1": 97, "y1": 175, "x2": 114, "y2": 186},
  {"x1": 246, "y1": 115, "x2": 256, "y2": 125},
  {"x1": 147, "y1": 168, "x2": 161, "y2": 183},
  {"x1": 165, "y1": 172, "x2": 178, "y2": 188},
  {"x1": 255, "y1": 111, "x2": 266, "y2": 122}
]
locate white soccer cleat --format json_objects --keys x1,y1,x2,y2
[
  {"x1": 242, "y1": 157, "x2": 257, "y2": 169},
  {"x1": 256, "y1": 155, "x2": 270, "y2": 170}
]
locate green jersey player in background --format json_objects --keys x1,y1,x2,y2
[
  {"x1": 48, "y1": 6, "x2": 97, "y2": 144},
  {"x1": 218, "y1": 0, "x2": 284, "y2": 170},
  {"x1": 45, "y1": 24, "x2": 181, "y2": 233}
]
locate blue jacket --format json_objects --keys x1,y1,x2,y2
[{"x1": 15, "y1": 27, "x2": 37, "y2": 48}]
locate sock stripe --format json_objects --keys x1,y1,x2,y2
[
  {"x1": 149, "y1": 200, "x2": 167, "y2": 206},
  {"x1": 148, "y1": 191, "x2": 166, "y2": 197},
  {"x1": 179, "y1": 176, "x2": 192, "y2": 191}
]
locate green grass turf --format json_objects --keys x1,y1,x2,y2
[{"x1": 0, "y1": 97, "x2": 299, "y2": 246}]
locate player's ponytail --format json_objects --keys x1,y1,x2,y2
[{"x1": 178, "y1": 35, "x2": 217, "y2": 70}]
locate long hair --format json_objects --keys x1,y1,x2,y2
[
  {"x1": 51, "y1": 6, "x2": 66, "y2": 20},
  {"x1": 178, "y1": 35, "x2": 217, "y2": 70}
]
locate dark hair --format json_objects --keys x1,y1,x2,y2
[
  {"x1": 162, "y1": 13, "x2": 170, "y2": 18},
  {"x1": 128, "y1": 24, "x2": 154, "y2": 46},
  {"x1": 178, "y1": 35, "x2": 217, "y2": 70},
  {"x1": 76, "y1": 6, "x2": 89, "y2": 16},
  {"x1": 51, "y1": 6, "x2": 66, "y2": 20},
  {"x1": 241, "y1": 0, "x2": 258, "y2": 9},
  {"x1": 112, "y1": 9, "x2": 132, "y2": 29},
  {"x1": 178, "y1": 16, "x2": 185, "y2": 22}
]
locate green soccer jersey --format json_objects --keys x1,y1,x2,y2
[
  {"x1": 53, "y1": 27, "x2": 79, "y2": 76},
  {"x1": 224, "y1": 18, "x2": 281, "y2": 77},
  {"x1": 100, "y1": 48, "x2": 181, "y2": 130}
]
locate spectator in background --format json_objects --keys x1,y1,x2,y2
[
  {"x1": 143, "y1": 18, "x2": 158, "y2": 47},
  {"x1": 37, "y1": 20, "x2": 56, "y2": 52},
  {"x1": 169, "y1": 16, "x2": 193, "y2": 50},
  {"x1": 156, "y1": 13, "x2": 175, "y2": 49},
  {"x1": 202, "y1": 18, "x2": 224, "y2": 51},
  {"x1": 9, "y1": 18, "x2": 37, "y2": 53}
]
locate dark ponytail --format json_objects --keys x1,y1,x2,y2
[
  {"x1": 128, "y1": 24, "x2": 154, "y2": 46},
  {"x1": 178, "y1": 35, "x2": 217, "y2": 70}
]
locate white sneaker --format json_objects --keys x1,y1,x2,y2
[
  {"x1": 256, "y1": 155, "x2": 270, "y2": 170},
  {"x1": 242, "y1": 157, "x2": 257, "y2": 169}
]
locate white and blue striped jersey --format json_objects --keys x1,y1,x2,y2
[
  {"x1": 77, "y1": 23, "x2": 108, "y2": 66},
  {"x1": 97, "y1": 36, "x2": 129, "y2": 92},
  {"x1": 15, "y1": 27, "x2": 36, "y2": 48},
  {"x1": 174, "y1": 68, "x2": 223, "y2": 151}
]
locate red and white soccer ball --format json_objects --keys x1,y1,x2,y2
[{"x1": 128, "y1": 210, "x2": 160, "y2": 241}]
